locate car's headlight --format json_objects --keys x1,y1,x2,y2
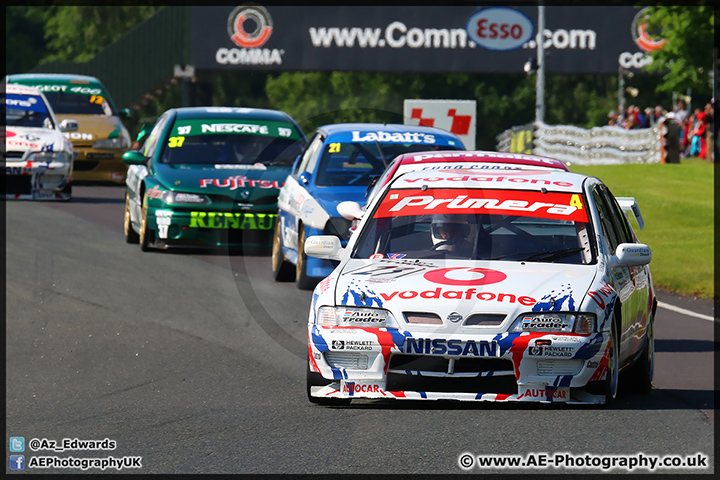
[
  {"x1": 162, "y1": 191, "x2": 211, "y2": 205},
  {"x1": 316, "y1": 306, "x2": 390, "y2": 327},
  {"x1": 93, "y1": 136, "x2": 130, "y2": 149},
  {"x1": 29, "y1": 151, "x2": 72, "y2": 164},
  {"x1": 509, "y1": 313, "x2": 596, "y2": 334}
]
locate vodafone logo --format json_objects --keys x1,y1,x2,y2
[
  {"x1": 227, "y1": 5, "x2": 273, "y2": 48},
  {"x1": 424, "y1": 267, "x2": 507, "y2": 286}
]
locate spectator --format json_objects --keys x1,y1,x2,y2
[
  {"x1": 694, "y1": 111, "x2": 708, "y2": 159},
  {"x1": 642, "y1": 107, "x2": 653, "y2": 128},
  {"x1": 623, "y1": 114, "x2": 637, "y2": 130},
  {"x1": 705, "y1": 100, "x2": 714, "y2": 162},
  {"x1": 617, "y1": 104, "x2": 626, "y2": 122},
  {"x1": 680, "y1": 112, "x2": 694, "y2": 158},
  {"x1": 662, "y1": 112, "x2": 681, "y2": 163},
  {"x1": 675, "y1": 99, "x2": 688, "y2": 123},
  {"x1": 653, "y1": 105, "x2": 665, "y2": 126},
  {"x1": 607, "y1": 110, "x2": 620, "y2": 127}
]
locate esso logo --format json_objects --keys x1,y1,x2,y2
[
  {"x1": 424, "y1": 267, "x2": 507, "y2": 286},
  {"x1": 466, "y1": 7, "x2": 534, "y2": 51}
]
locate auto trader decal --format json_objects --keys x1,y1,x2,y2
[{"x1": 375, "y1": 189, "x2": 588, "y2": 222}]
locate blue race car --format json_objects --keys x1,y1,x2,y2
[{"x1": 271, "y1": 123, "x2": 465, "y2": 289}]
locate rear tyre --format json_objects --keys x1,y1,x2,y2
[
  {"x1": 271, "y1": 219, "x2": 295, "y2": 281},
  {"x1": 124, "y1": 193, "x2": 140, "y2": 244},
  {"x1": 307, "y1": 362, "x2": 351, "y2": 406},
  {"x1": 296, "y1": 227, "x2": 317, "y2": 290},
  {"x1": 602, "y1": 319, "x2": 619, "y2": 406},
  {"x1": 624, "y1": 317, "x2": 654, "y2": 393}
]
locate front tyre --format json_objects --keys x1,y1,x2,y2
[
  {"x1": 271, "y1": 219, "x2": 295, "y2": 282},
  {"x1": 603, "y1": 319, "x2": 619, "y2": 406},
  {"x1": 124, "y1": 192, "x2": 140, "y2": 244},
  {"x1": 296, "y1": 227, "x2": 317, "y2": 290},
  {"x1": 61, "y1": 182, "x2": 72, "y2": 201},
  {"x1": 307, "y1": 363, "x2": 351, "y2": 406},
  {"x1": 139, "y1": 196, "x2": 153, "y2": 252}
]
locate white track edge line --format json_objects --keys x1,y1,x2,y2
[{"x1": 658, "y1": 301, "x2": 716, "y2": 322}]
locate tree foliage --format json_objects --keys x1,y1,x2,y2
[
  {"x1": 643, "y1": 6, "x2": 714, "y2": 98},
  {"x1": 41, "y1": 6, "x2": 162, "y2": 63},
  {"x1": 6, "y1": 7, "x2": 50, "y2": 74}
]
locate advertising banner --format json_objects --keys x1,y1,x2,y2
[
  {"x1": 190, "y1": 5, "x2": 661, "y2": 74},
  {"x1": 404, "y1": 99, "x2": 476, "y2": 149}
]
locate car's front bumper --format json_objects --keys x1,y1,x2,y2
[
  {"x1": 308, "y1": 325, "x2": 609, "y2": 404},
  {"x1": 5, "y1": 160, "x2": 72, "y2": 201},
  {"x1": 72, "y1": 147, "x2": 127, "y2": 183},
  {"x1": 144, "y1": 206, "x2": 278, "y2": 249}
]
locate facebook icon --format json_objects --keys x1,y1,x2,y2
[{"x1": 10, "y1": 454, "x2": 25, "y2": 470}]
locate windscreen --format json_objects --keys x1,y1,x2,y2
[
  {"x1": 160, "y1": 118, "x2": 305, "y2": 167},
  {"x1": 29, "y1": 83, "x2": 115, "y2": 116},
  {"x1": 3, "y1": 93, "x2": 52, "y2": 128},
  {"x1": 353, "y1": 187, "x2": 595, "y2": 264},
  {"x1": 315, "y1": 133, "x2": 462, "y2": 187}
]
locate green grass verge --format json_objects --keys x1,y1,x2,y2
[{"x1": 571, "y1": 158, "x2": 714, "y2": 299}]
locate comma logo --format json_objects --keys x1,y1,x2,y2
[
  {"x1": 631, "y1": 7, "x2": 666, "y2": 52},
  {"x1": 228, "y1": 4, "x2": 274, "y2": 48}
]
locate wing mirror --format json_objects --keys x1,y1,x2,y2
[
  {"x1": 613, "y1": 243, "x2": 651, "y2": 266},
  {"x1": 59, "y1": 119, "x2": 79, "y2": 132},
  {"x1": 122, "y1": 150, "x2": 146, "y2": 165},
  {"x1": 299, "y1": 172, "x2": 312, "y2": 185},
  {"x1": 304, "y1": 235, "x2": 345, "y2": 261},
  {"x1": 337, "y1": 201, "x2": 364, "y2": 221}
]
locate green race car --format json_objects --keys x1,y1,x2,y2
[{"x1": 123, "y1": 106, "x2": 307, "y2": 252}]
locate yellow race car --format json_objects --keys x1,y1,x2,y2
[{"x1": 6, "y1": 73, "x2": 132, "y2": 183}]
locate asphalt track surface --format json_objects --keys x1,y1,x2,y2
[{"x1": 5, "y1": 185, "x2": 715, "y2": 474}]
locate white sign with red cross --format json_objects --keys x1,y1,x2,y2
[{"x1": 403, "y1": 99, "x2": 476, "y2": 150}]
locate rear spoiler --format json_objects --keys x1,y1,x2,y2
[{"x1": 616, "y1": 197, "x2": 644, "y2": 230}]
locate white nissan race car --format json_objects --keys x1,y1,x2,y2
[
  {"x1": 304, "y1": 168, "x2": 656, "y2": 405},
  {"x1": 4, "y1": 83, "x2": 77, "y2": 200}
]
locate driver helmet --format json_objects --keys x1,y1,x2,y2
[{"x1": 431, "y1": 213, "x2": 471, "y2": 249}]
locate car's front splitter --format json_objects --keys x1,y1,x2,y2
[
  {"x1": 5, "y1": 161, "x2": 72, "y2": 200},
  {"x1": 309, "y1": 383, "x2": 605, "y2": 404}
]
